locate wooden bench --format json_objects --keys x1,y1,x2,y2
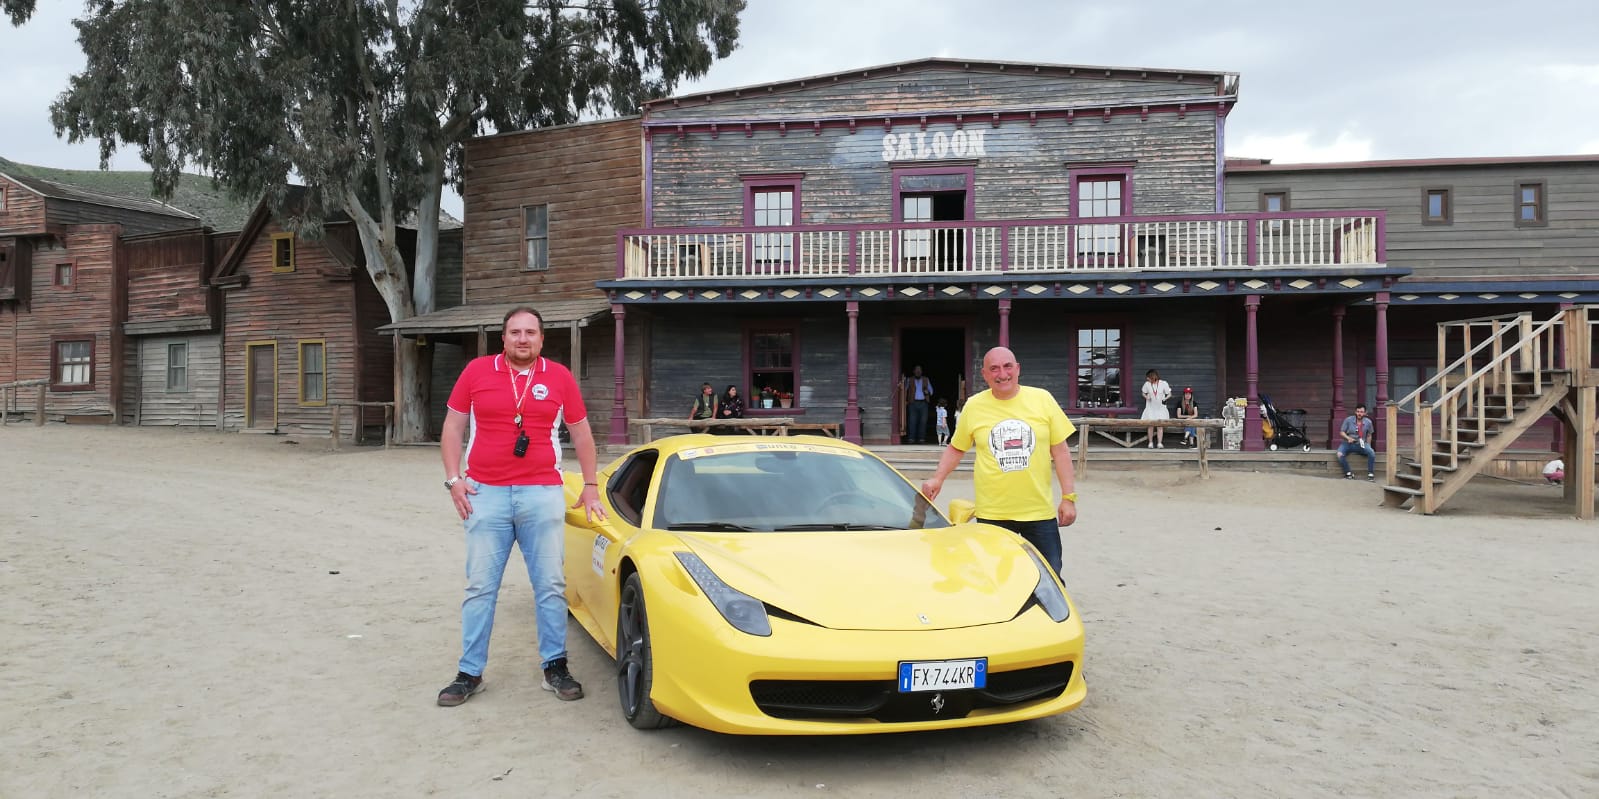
[
  {"x1": 783, "y1": 422, "x2": 843, "y2": 438},
  {"x1": 329, "y1": 401, "x2": 394, "y2": 450},
  {"x1": 1070, "y1": 417, "x2": 1227, "y2": 479}
]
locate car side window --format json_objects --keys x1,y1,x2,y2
[{"x1": 606, "y1": 450, "x2": 659, "y2": 527}]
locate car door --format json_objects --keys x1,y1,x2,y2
[{"x1": 572, "y1": 449, "x2": 660, "y2": 650}]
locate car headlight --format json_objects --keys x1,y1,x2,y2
[
  {"x1": 1026, "y1": 550, "x2": 1071, "y2": 623},
  {"x1": 674, "y1": 552, "x2": 772, "y2": 637}
]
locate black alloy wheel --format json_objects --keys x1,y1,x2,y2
[{"x1": 617, "y1": 573, "x2": 677, "y2": 729}]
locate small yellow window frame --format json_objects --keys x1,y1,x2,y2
[
  {"x1": 298, "y1": 339, "x2": 327, "y2": 406},
  {"x1": 271, "y1": 232, "x2": 296, "y2": 273}
]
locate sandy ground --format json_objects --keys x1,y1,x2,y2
[{"x1": 1, "y1": 425, "x2": 1595, "y2": 799}]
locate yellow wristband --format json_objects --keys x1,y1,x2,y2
[{"x1": 1062, "y1": 492, "x2": 1077, "y2": 503}]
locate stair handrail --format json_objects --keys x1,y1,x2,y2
[{"x1": 1392, "y1": 312, "x2": 1533, "y2": 413}]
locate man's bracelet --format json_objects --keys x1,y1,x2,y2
[{"x1": 583, "y1": 482, "x2": 598, "y2": 486}]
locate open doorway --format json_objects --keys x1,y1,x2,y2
[
  {"x1": 901, "y1": 192, "x2": 967, "y2": 272},
  {"x1": 893, "y1": 325, "x2": 968, "y2": 444}
]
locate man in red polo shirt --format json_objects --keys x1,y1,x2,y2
[{"x1": 436, "y1": 306, "x2": 606, "y2": 707}]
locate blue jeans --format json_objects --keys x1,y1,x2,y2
[
  {"x1": 978, "y1": 517, "x2": 1062, "y2": 577},
  {"x1": 458, "y1": 481, "x2": 568, "y2": 677},
  {"x1": 906, "y1": 400, "x2": 930, "y2": 443},
  {"x1": 1337, "y1": 441, "x2": 1376, "y2": 475}
]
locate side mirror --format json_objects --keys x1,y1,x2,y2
[{"x1": 947, "y1": 499, "x2": 976, "y2": 524}]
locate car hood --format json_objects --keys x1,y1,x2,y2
[{"x1": 673, "y1": 524, "x2": 1041, "y2": 631}]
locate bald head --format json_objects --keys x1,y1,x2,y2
[{"x1": 981, "y1": 347, "x2": 1021, "y2": 399}]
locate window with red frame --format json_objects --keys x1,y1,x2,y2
[
  {"x1": 55, "y1": 340, "x2": 93, "y2": 388},
  {"x1": 1073, "y1": 327, "x2": 1126, "y2": 409},
  {"x1": 747, "y1": 327, "x2": 796, "y2": 407},
  {"x1": 1075, "y1": 175, "x2": 1126, "y2": 263}
]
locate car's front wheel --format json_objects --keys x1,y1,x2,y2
[{"x1": 617, "y1": 573, "x2": 677, "y2": 729}]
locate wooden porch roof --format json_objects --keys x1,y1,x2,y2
[{"x1": 377, "y1": 297, "x2": 611, "y2": 335}]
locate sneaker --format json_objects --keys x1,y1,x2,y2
[
  {"x1": 541, "y1": 658, "x2": 584, "y2": 701},
  {"x1": 1344, "y1": 472, "x2": 1353, "y2": 479},
  {"x1": 1367, "y1": 473, "x2": 1376, "y2": 481},
  {"x1": 1147, "y1": 442, "x2": 1154, "y2": 449},
  {"x1": 437, "y1": 672, "x2": 483, "y2": 707},
  {"x1": 1157, "y1": 443, "x2": 1165, "y2": 449}
]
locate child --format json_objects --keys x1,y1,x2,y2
[
  {"x1": 1543, "y1": 458, "x2": 1565, "y2": 485},
  {"x1": 935, "y1": 399, "x2": 950, "y2": 446}
]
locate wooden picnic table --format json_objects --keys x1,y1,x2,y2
[{"x1": 1070, "y1": 417, "x2": 1228, "y2": 479}]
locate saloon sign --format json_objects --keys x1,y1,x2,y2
[{"x1": 881, "y1": 128, "x2": 987, "y2": 162}]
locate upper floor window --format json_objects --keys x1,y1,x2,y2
[
  {"x1": 523, "y1": 204, "x2": 549, "y2": 271},
  {"x1": 1423, "y1": 188, "x2": 1452, "y2": 225},
  {"x1": 1259, "y1": 189, "x2": 1290, "y2": 234},
  {"x1": 54, "y1": 262, "x2": 75, "y2": 289},
  {"x1": 0, "y1": 185, "x2": 7, "y2": 211},
  {"x1": 167, "y1": 342, "x2": 189, "y2": 391},
  {"x1": 743, "y1": 174, "x2": 802, "y2": 271},
  {"x1": 1515, "y1": 181, "x2": 1546, "y2": 227},
  {"x1": 53, "y1": 339, "x2": 94, "y2": 390},
  {"x1": 271, "y1": 233, "x2": 295, "y2": 273}
]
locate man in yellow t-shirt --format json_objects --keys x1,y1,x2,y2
[{"x1": 921, "y1": 347, "x2": 1078, "y2": 575}]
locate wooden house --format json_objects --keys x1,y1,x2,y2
[
  {"x1": 385, "y1": 116, "x2": 644, "y2": 438},
  {"x1": 0, "y1": 171, "x2": 204, "y2": 421},
  {"x1": 591, "y1": 58, "x2": 1399, "y2": 446}
]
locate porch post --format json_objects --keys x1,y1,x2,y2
[
  {"x1": 844, "y1": 301, "x2": 862, "y2": 443},
  {"x1": 608, "y1": 304, "x2": 629, "y2": 445},
  {"x1": 1554, "y1": 302, "x2": 1573, "y2": 452},
  {"x1": 1330, "y1": 304, "x2": 1346, "y2": 448},
  {"x1": 1244, "y1": 294, "x2": 1263, "y2": 451},
  {"x1": 997, "y1": 298, "x2": 1011, "y2": 349},
  {"x1": 1374, "y1": 291, "x2": 1390, "y2": 448}
]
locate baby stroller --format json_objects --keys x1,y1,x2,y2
[{"x1": 1259, "y1": 393, "x2": 1312, "y2": 452}]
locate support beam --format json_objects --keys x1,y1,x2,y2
[
  {"x1": 997, "y1": 298, "x2": 1011, "y2": 349},
  {"x1": 1374, "y1": 291, "x2": 1390, "y2": 450},
  {"x1": 845, "y1": 301, "x2": 862, "y2": 443},
  {"x1": 1243, "y1": 294, "x2": 1262, "y2": 451},
  {"x1": 1330, "y1": 304, "x2": 1346, "y2": 448},
  {"x1": 1573, "y1": 386, "x2": 1594, "y2": 520},
  {"x1": 608, "y1": 304, "x2": 629, "y2": 445}
]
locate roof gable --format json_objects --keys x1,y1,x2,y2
[{"x1": 0, "y1": 170, "x2": 199, "y2": 220}]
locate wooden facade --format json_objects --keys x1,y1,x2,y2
[{"x1": 0, "y1": 172, "x2": 202, "y2": 421}]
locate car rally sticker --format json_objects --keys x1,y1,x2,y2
[
  {"x1": 591, "y1": 535, "x2": 610, "y2": 576},
  {"x1": 678, "y1": 442, "x2": 863, "y2": 460}
]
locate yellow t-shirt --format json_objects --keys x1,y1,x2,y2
[{"x1": 950, "y1": 386, "x2": 1075, "y2": 521}]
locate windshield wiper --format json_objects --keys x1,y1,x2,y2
[
  {"x1": 771, "y1": 523, "x2": 903, "y2": 531},
  {"x1": 665, "y1": 522, "x2": 758, "y2": 532}
]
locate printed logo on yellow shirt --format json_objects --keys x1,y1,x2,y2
[{"x1": 988, "y1": 418, "x2": 1035, "y2": 472}]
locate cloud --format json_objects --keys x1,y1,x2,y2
[
  {"x1": 1229, "y1": 131, "x2": 1375, "y2": 164},
  {"x1": 1540, "y1": 64, "x2": 1599, "y2": 86}
]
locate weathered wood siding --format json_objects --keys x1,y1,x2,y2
[
  {"x1": 648, "y1": 66, "x2": 1223, "y2": 121},
  {"x1": 353, "y1": 263, "x2": 393, "y2": 403},
  {"x1": 43, "y1": 198, "x2": 196, "y2": 237},
  {"x1": 1225, "y1": 162, "x2": 1599, "y2": 277},
  {"x1": 220, "y1": 223, "x2": 367, "y2": 435},
  {"x1": 434, "y1": 228, "x2": 464, "y2": 309},
  {"x1": 121, "y1": 334, "x2": 222, "y2": 426},
  {"x1": 462, "y1": 117, "x2": 642, "y2": 304},
  {"x1": 651, "y1": 111, "x2": 1219, "y2": 227},
  {"x1": 0, "y1": 176, "x2": 48, "y2": 235},
  {"x1": 5, "y1": 227, "x2": 122, "y2": 416},
  {"x1": 125, "y1": 230, "x2": 214, "y2": 326}
]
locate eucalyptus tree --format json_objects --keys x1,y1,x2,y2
[
  {"x1": 3, "y1": 0, "x2": 33, "y2": 24},
  {"x1": 49, "y1": 0, "x2": 743, "y2": 440}
]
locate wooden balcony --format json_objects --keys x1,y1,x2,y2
[{"x1": 617, "y1": 211, "x2": 1386, "y2": 280}]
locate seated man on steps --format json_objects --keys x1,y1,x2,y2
[{"x1": 1337, "y1": 404, "x2": 1377, "y2": 481}]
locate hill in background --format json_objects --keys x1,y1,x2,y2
[{"x1": 0, "y1": 156, "x2": 255, "y2": 231}]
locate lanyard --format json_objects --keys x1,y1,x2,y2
[{"x1": 509, "y1": 365, "x2": 534, "y2": 427}]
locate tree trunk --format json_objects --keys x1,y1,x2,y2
[{"x1": 396, "y1": 340, "x2": 427, "y2": 444}]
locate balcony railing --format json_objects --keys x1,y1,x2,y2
[{"x1": 617, "y1": 211, "x2": 1385, "y2": 280}]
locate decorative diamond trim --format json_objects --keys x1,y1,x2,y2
[
  {"x1": 1439, "y1": 294, "x2": 1459, "y2": 300},
  {"x1": 1152, "y1": 281, "x2": 1176, "y2": 293},
  {"x1": 1288, "y1": 279, "x2": 1313, "y2": 290},
  {"x1": 1195, "y1": 280, "x2": 1220, "y2": 291},
  {"x1": 1243, "y1": 279, "x2": 1267, "y2": 290},
  {"x1": 700, "y1": 291, "x2": 720, "y2": 300},
  {"x1": 1478, "y1": 293, "x2": 1499, "y2": 300},
  {"x1": 941, "y1": 286, "x2": 965, "y2": 296},
  {"x1": 1339, "y1": 279, "x2": 1363, "y2": 289},
  {"x1": 818, "y1": 288, "x2": 840, "y2": 298},
  {"x1": 1108, "y1": 284, "x2": 1133, "y2": 295},
  {"x1": 1399, "y1": 294, "x2": 1420, "y2": 301},
  {"x1": 1560, "y1": 292, "x2": 1579, "y2": 299},
  {"x1": 624, "y1": 291, "x2": 647, "y2": 300},
  {"x1": 780, "y1": 289, "x2": 801, "y2": 299},
  {"x1": 860, "y1": 288, "x2": 881, "y2": 297},
  {"x1": 900, "y1": 286, "x2": 922, "y2": 297},
  {"x1": 663, "y1": 290, "x2": 684, "y2": 300},
  {"x1": 983, "y1": 285, "x2": 1006, "y2": 296},
  {"x1": 1067, "y1": 284, "x2": 1091, "y2": 295},
  {"x1": 1518, "y1": 293, "x2": 1538, "y2": 300},
  {"x1": 740, "y1": 290, "x2": 761, "y2": 299}
]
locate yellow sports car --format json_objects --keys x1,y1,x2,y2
[{"x1": 561, "y1": 434, "x2": 1085, "y2": 735}]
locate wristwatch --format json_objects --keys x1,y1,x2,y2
[{"x1": 445, "y1": 475, "x2": 464, "y2": 490}]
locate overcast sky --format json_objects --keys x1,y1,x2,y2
[{"x1": 4, "y1": 0, "x2": 1597, "y2": 219}]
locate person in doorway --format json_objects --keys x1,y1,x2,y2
[
  {"x1": 1337, "y1": 404, "x2": 1377, "y2": 480},
  {"x1": 1141, "y1": 369, "x2": 1172, "y2": 448},
  {"x1": 920, "y1": 347, "x2": 1078, "y2": 577},
  {"x1": 902, "y1": 365, "x2": 935, "y2": 444},
  {"x1": 436, "y1": 306, "x2": 605, "y2": 707},
  {"x1": 688, "y1": 382, "x2": 718, "y2": 431},
  {"x1": 935, "y1": 398, "x2": 951, "y2": 446},
  {"x1": 1176, "y1": 387, "x2": 1200, "y2": 447}
]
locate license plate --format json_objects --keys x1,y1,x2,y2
[{"x1": 897, "y1": 658, "x2": 987, "y2": 692}]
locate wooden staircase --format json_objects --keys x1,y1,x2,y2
[{"x1": 1381, "y1": 307, "x2": 1597, "y2": 517}]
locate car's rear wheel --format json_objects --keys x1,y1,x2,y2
[{"x1": 617, "y1": 573, "x2": 677, "y2": 729}]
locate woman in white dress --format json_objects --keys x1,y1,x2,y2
[{"x1": 1141, "y1": 369, "x2": 1172, "y2": 448}]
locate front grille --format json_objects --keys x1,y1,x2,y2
[{"x1": 750, "y1": 661, "x2": 1073, "y2": 723}]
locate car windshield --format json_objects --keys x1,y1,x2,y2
[{"x1": 652, "y1": 443, "x2": 949, "y2": 532}]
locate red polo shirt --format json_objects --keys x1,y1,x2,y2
[{"x1": 446, "y1": 354, "x2": 587, "y2": 486}]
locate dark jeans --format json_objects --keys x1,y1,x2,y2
[
  {"x1": 906, "y1": 400, "x2": 930, "y2": 443},
  {"x1": 977, "y1": 517, "x2": 1062, "y2": 577}
]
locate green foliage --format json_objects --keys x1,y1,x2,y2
[
  {"x1": 0, "y1": 156, "x2": 254, "y2": 231},
  {"x1": 2, "y1": 0, "x2": 34, "y2": 25}
]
